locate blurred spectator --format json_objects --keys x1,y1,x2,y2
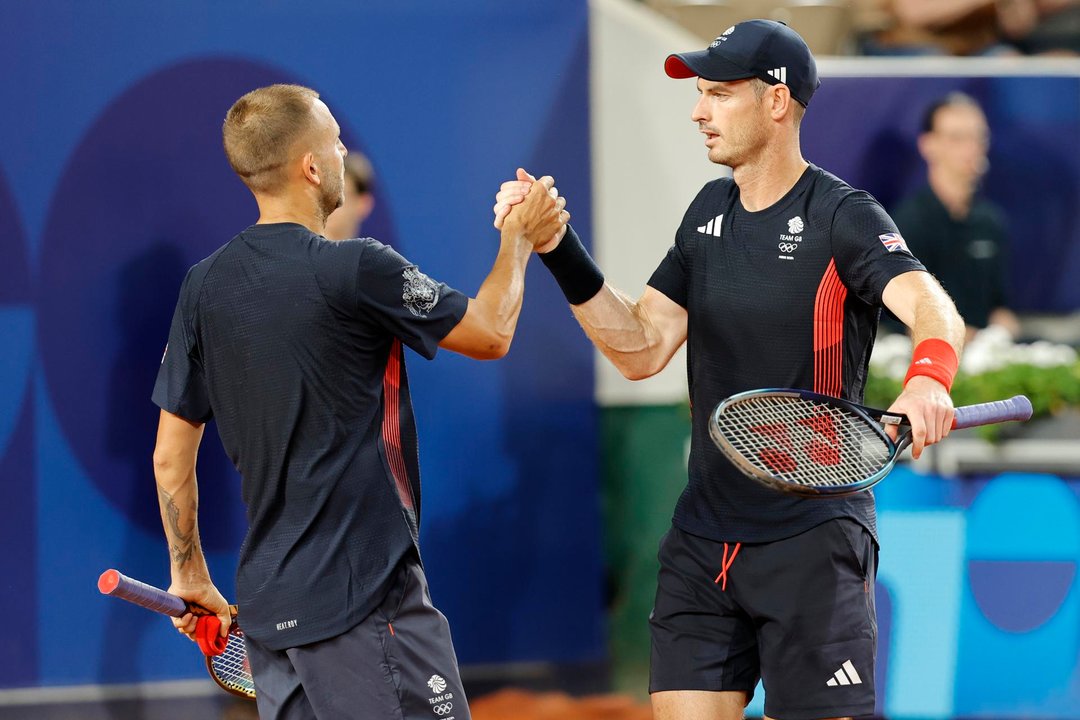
[
  {"x1": 323, "y1": 151, "x2": 375, "y2": 240},
  {"x1": 860, "y1": 0, "x2": 1080, "y2": 54},
  {"x1": 997, "y1": 0, "x2": 1080, "y2": 54},
  {"x1": 891, "y1": 92, "x2": 1021, "y2": 342},
  {"x1": 860, "y1": 0, "x2": 1005, "y2": 54}
]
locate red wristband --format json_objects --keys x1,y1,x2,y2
[{"x1": 904, "y1": 338, "x2": 959, "y2": 391}]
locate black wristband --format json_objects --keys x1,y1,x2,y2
[{"x1": 538, "y1": 225, "x2": 605, "y2": 305}]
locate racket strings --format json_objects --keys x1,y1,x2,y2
[
  {"x1": 209, "y1": 630, "x2": 255, "y2": 699},
  {"x1": 715, "y1": 396, "x2": 890, "y2": 488}
]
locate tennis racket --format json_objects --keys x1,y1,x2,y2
[
  {"x1": 708, "y1": 389, "x2": 1032, "y2": 497},
  {"x1": 98, "y1": 569, "x2": 255, "y2": 700}
]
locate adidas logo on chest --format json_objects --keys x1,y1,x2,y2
[{"x1": 697, "y1": 214, "x2": 723, "y2": 237}]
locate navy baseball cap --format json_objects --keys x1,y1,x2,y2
[{"x1": 665, "y1": 19, "x2": 821, "y2": 107}]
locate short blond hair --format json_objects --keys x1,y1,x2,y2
[{"x1": 222, "y1": 84, "x2": 319, "y2": 193}]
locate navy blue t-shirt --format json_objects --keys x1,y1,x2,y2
[
  {"x1": 648, "y1": 165, "x2": 925, "y2": 543},
  {"x1": 152, "y1": 223, "x2": 467, "y2": 649}
]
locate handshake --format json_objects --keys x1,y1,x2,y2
[{"x1": 492, "y1": 167, "x2": 570, "y2": 254}]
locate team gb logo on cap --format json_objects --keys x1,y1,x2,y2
[{"x1": 711, "y1": 26, "x2": 736, "y2": 47}]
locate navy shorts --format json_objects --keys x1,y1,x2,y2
[
  {"x1": 649, "y1": 519, "x2": 878, "y2": 720},
  {"x1": 245, "y1": 551, "x2": 470, "y2": 720}
]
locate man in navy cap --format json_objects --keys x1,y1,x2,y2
[{"x1": 496, "y1": 19, "x2": 965, "y2": 720}]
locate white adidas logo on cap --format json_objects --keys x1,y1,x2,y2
[{"x1": 766, "y1": 67, "x2": 788, "y2": 84}]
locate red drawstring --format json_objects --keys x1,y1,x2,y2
[{"x1": 714, "y1": 542, "x2": 742, "y2": 591}]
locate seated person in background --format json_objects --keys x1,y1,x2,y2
[
  {"x1": 865, "y1": 0, "x2": 1080, "y2": 55},
  {"x1": 323, "y1": 152, "x2": 376, "y2": 240},
  {"x1": 892, "y1": 92, "x2": 1021, "y2": 342},
  {"x1": 863, "y1": 0, "x2": 1005, "y2": 54},
  {"x1": 997, "y1": 0, "x2": 1080, "y2": 55}
]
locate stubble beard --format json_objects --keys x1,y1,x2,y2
[
  {"x1": 710, "y1": 98, "x2": 775, "y2": 168},
  {"x1": 708, "y1": 139, "x2": 747, "y2": 168},
  {"x1": 318, "y1": 174, "x2": 345, "y2": 224},
  {"x1": 709, "y1": 146, "x2": 734, "y2": 167},
  {"x1": 710, "y1": 121, "x2": 768, "y2": 169}
]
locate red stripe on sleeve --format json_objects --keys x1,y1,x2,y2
[
  {"x1": 813, "y1": 259, "x2": 847, "y2": 397},
  {"x1": 382, "y1": 339, "x2": 415, "y2": 512}
]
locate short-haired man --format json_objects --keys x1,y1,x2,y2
[
  {"x1": 153, "y1": 83, "x2": 566, "y2": 719},
  {"x1": 892, "y1": 92, "x2": 1020, "y2": 342},
  {"x1": 497, "y1": 20, "x2": 964, "y2": 720}
]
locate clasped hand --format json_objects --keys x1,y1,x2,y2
[{"x1": 494, "y1": 168, "x2": 568, "y2": 252}]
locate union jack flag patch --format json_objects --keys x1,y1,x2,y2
[{"x1": 879, "y1": 232, "x2": 909, "y2": 253}]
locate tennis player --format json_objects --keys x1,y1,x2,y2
[
  {"x1": 152, "y1": 84, "x2": 567, "y2": 719},
  {"x1": 496, "y1": 21, "x2": 964, "y2": 720}
]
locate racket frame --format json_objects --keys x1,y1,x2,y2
[
  {"x1": 708, "y1": 388, "x2": 902, "y2": 497},
  {"x1": 709, "y1": 388, "x2": 1032, "y2": 497},
  {"x1": 206, "y1": 622, "x2": 255, "y2": 700}
]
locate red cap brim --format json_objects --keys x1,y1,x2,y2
[
  {"x1": 665, "y1": 55, "x2": 697, "y2": 79},
  {"x1": 664, "y1": 50, "x2": 754, "y2": 82}
]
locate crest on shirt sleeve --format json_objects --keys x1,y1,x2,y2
[
  {"x1": 878, "y1": 232, "x2": 910, "y2": 253},
  {"x1": 402, "y1": 267, "x2": 440, "y2": 317}
]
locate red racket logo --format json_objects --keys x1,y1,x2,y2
[{"x1": 749, "y1": 411, "x2": 841, "y2": 474}]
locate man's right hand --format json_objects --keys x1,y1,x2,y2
[
  {"x1": 496, "y1": 168, "x2": 568, "y2": 250},
  {"x1": 168, "y1": 578, "x2": 232, "y2": 642}
]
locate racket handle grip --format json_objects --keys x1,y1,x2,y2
[
  {"x1": 953, "y1": 395, "x2": 1033, "y2": 430},
  {"x1": 98, "y1": 569, "x2": 188, "y2": 618}
]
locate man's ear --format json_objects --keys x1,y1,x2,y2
[
  {"x1": 770, "y1": 84, "x2": 792, "y2": 122},
  {"x1": 301, "y1": 151, "x2": 321, "y2": 186}
]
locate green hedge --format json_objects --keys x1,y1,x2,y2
[{"x1": 863, "y1": 361, "x2": 1080, "y2": 441}]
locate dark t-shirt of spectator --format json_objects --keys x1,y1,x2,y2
[{"x1": 891, "y1": 185, "x2": 1010, "y2": 328}]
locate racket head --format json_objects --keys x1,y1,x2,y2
[
  {"x1": 708, "y1": 389, "x2": 900, "y2": 497},
  {"x1": 206, "y1": 619, "x2": 255, "y2": 700}
]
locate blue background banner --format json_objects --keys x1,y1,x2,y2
[
  {"x1": 872, "y1": 470, "x2": 1080, "y2": 718},
  {"x1": 0, "y1": 0, "x2": 603, "y2": 687}
]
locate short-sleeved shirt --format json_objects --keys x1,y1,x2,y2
[
  {"x1": 648, "y1": 165, "x2": 925, "y2": 543},
  {"x1": 892, "y1": 185, "x2": 1009, "y2": 329},
  {"x1": 152, "y1": 223, "x2": 468, "y2": 649}
]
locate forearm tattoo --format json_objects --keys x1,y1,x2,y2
[{"x1": 158, "y1": 485, "x2": 197, "y2": 568}]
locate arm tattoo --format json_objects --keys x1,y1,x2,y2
[{"x1": 158, "y1": 485, "x2": 197, "y2": 568}]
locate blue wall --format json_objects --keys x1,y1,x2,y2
[
  {"x1": 874, "y1": 470, "x2": 1080, "y2": 718},
  {"x1": 734, "y1": 469, "x2": 1080, "y2": 719},
  {"x1": 0, "y1": 0, "x2": 603, "y2": 687}
]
